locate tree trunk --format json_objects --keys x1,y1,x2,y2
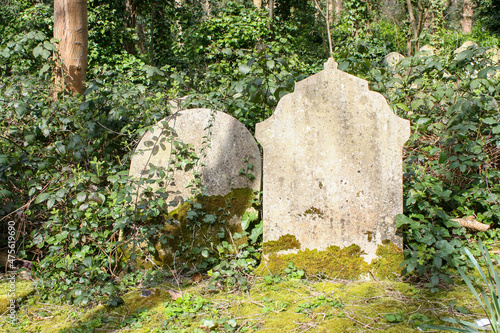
[
  {"x1": 405, "y1": 0, "x2": 420, "y2": 55},
  {"x1": 124, "y1": 0, "x2": 137, "y2": 54},
  {"x1": 54, "y1": 0, "x2": 88, "y2": 96},
  {"x1": 461, "y1": 0, "x2": 473, "y2": 33},
  {"x1": 334, "y1": 0, "x2": 342, "y2": 22},
  {"x1": 269, "y1": 0, "x2": 274, "y2": 29}
]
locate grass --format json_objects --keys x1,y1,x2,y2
[{"x1": 0, "y1": 273, "x2": 486, "y2": 333}]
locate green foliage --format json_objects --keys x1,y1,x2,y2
[
  {"x1": 2, "y1": 0, "x2": 500, "y2": 307},
  {"x1": 423, "y1": 241, "x2": 500, "y2": 332},
  {"x1": 284, "y1": 262, "x2": 305, "y2": 280},
  {"x1": 167, "y1": 2, "x2": 319, "y2": 129},
  {"x1": 295, "y1": 294, "x2": 342, "y2": 315},
  {"x1": 374, "y1": 46, "x2": 500, "y2": 288},
  {"x1": 207, "y1": 210, "x2": 262, "y2": 292}
]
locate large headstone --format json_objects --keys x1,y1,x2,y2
[
  {"x1": 255, "y1": 59, "x2": 410, "y2": 263},
  {"x1": 129, "y1": 108, "x2": 261, "y2": 266}
]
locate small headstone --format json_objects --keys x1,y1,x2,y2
[
  {"x1": 418, "y1": 45, "x2": 435, "y2": 56},
  {"x1": 455, "y1": 41, "x2": 478, "y2": 55},
  {"x1": 487, "y1": 48, "x2": 500, "y2": 64},
  {"x1": 130, "y1": 108, "x2": 261, "y2": 204},
  {"x1": 129, "y1": 108, "x2": 261, "y2": 266},
  {"x1": 255, "y1": 59, "x2": 410, "y2": 263},
  {"x1": 382, "y1": 52, "x2": 405, "y2": 68}
]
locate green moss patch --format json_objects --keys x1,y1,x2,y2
[
  {"x1": 257, "y1": 241, "x2": 405, "y2": 280},
  {"x1": 0, "y1": 279, "x2": 34, "y2": 313},
  {"x1": 262, "y1": 234, "x2": 301, "y2": 254},
  {"x1": 371, "y1": 241, "x2": 405, "y2": 279},
  {"x1": 0, "y1": 276, "x2": 486, "y2": 332},
  {"x1": 136, "y1": 187, "x2": 257, "y2": 269},
  {"x1": 256, "y1": 244, "x2": 369, "y2": 279}
]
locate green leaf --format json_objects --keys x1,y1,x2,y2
[
  {"x1": 82, "y1": 257, "x2": 92, "y2": 267},
  {"x1": 39, "y1": 63, "x2": 50, "y2": 77},
  {"x1": 456, "y1": 49, "x2": 473, "y2": 61},
  {"x1": 249, "y1": 221, "x2": 263, "y2": 243},
  {"x1": 238, "y1": 64, "x2": 251, "y2": 75},
  {"x1": 35, "y1": 192, "x2": 51, "y2": 204},
  {"x1": 76, "y1": 192, "x2": 87, "y2": 202},
  {"x1": 47, "y1": 198, "x2": 56, "y2": 209},
  {"x1": 395, "y1": 103, "x2": 409, "y2": 112},
  {"x1": 79, "y1": 101, "x2": 89, "y2": 111},
  {"x1": 266, "y1": 60, "x2": 275, "y2": 70},
  {"x1": 241, "y1": 210, "x2": 258, "y2": 231},
  {"x1": 32, "y1": 44, "x2": 43, "y2": 58}
]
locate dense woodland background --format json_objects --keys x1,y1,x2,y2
[{"x1": 1, "y1": 0, "x2": 500, "y2": 306}]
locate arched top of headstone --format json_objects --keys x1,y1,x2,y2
[
  {"x1": 130, "y1": 108, "x2": 261, "y2": 203},
  {"x1": 255, "y1": 59, "x2": 410, "y2": 262}
]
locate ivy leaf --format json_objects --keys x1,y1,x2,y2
[
  {"x1": 249, "y1": 221, "x2": 263, "y2": 243},
  {"x1": 241, "y1": 210, "x2": 258, "y2": 231},
  {"x1": 32, "y1": 44, "x2": 43, "y2": 58},
  {"x1": 35, "y1": 192, "x2": 51, "y2": 204},
  {"x1": 238, "y1": 64, "x2": 251, "y2": 75}
]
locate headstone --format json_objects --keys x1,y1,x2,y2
[
  {"x1": 129, "y1": 108, "x2": 261, "y2": 266},
  {"x1": 130, "y1": 108, "x2": 261, "y2": 204},
  {"x1": 255, "y1": 59, "x2": 410, "y2": 263},
  {"x1": 382, "y1": 52, "x2": 405, "y2": 68},
  {"x1": 455, "y1": 41, "x2": 478, "y2": 55},
  {"x1": 418, "y1": 45, "x2": 435, "y2": 56},
  {"x1": 487, "y1": 48, "x2": 500, "y2": 64}
]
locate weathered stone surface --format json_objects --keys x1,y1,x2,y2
[
  {"x1": 130, "y1": 108, "x2": 261, "y2": 203},
  {"x1": 487, "y1": 48, "x2": 500, "y2": 64},
  {"x1": 418, "y1": 45, "x2": 435, "y2": 56},
  {"x1": 382, "y1": 52, "x2": 405, "y2": 68},
  {"x1": 129, "y1": 108, "x2": 261, "y2": 266},
  {"x1": 255, "y1": 58, "x2": 410, "y2": 262},
  {"x1": 455, "y1": 41, "x2": 478, "y2": 55}
]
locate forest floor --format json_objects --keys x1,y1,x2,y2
[{"x1": 0, "y1": 273, "x2": 484, "y2": 333}]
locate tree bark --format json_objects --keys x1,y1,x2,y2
[
  {"x1": 269, "y1": 0, "x2": 274, "y2": 29},
  {"x1": 406, "y1": 0, "x2": 419, "y2": 55},
  {"x1": 461, "y1": 0, "x2": 473, "y2": 34},
  {"x1": 334, "y1": 0, "x2": 342, "y2": 18},
  {"x1": 54, "y1": 0, "x2": 88, "y2": 96},
  {"x1": 124, "y1": 0, "x2": 137, "y2": 54}
]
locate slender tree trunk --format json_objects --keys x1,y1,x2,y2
[
  {"x1": 334, "y1": 0, "x2": 342, "y2": 22},
  {"x1": 124, "y1": 0, "x2": 137, "y2": 54},
  {"x1": 150, "y1": 9, "x2": 155, "y2": 65},
  {"x1": 406, "y1": 0, "x2": 419, "y2": 55},
  {"x1": 461, "y1": 0, "x2": 473, "y2": 33},
  {"x1": 54, "y1": 0, "x2": 88, "y2": 96},
  {"x1": 327, "y1": 0, "x2": 333, "y2": 24},
  {"x1": 204, "y1": 0, "x2": 212, "y2": 17},
  {"x1": 269, "y1": 0, "x2": 274, "y2": 29},
  {"x1": 137, "y1": 20, "x2": 147, "y2": 54}
]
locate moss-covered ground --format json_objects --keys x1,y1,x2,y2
[{"x1": 0, "y1": 274, "x2": 484, "y2": 333}]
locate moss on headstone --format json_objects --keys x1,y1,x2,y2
[
  {"x1": 256, "y1": 244, "x2": 369, "y2": 279},
  {"x1": 149, "y1": 187, "x2": 256, "y2": 268},
  {"x1": 256, "y1": 240, "x2": 404, "y2": 280},
  {"x1": 262, "y1": 234, "x2": 301, "y2": 254}
]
